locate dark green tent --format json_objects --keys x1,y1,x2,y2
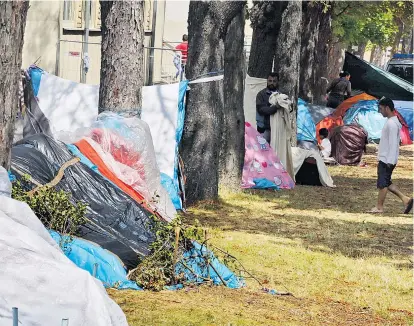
[{"x1": 343, "y1": 51, "x2": 413, "y2": 101}]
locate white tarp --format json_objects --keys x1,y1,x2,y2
[
  {"x1": 0, "y1": 196, "x2": 128, "y2": 326},
  {"x1": 36, "y1": 72, "x2": 99, "y2": 134},
  {"x1": 141, "y1": 83, "x2": 180, "y2": 178},
  {"x1": 291, "y1": 147, "x2": 335, "y2": 187},
  {"x1": 243, "y1": 75, "x2": 267, "y2": 129}
]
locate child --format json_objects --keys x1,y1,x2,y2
[{"x1": 318, "y1": 128, "x2": 331, "y2": 158}]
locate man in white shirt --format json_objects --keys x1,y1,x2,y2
[{"x1": 369, "y1": 97, "x2": 413, "y2": 214}]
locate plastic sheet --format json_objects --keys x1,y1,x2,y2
[
  {"x1": 58, "y1": 112, "x2": 176, "y2": 222},
  {"x1": 330, "y1": 125, "x2": 368, "y2": 166},
  {"x1": 12, "y1": 134, "x2": 156, "y2": 269},
  {"x1": 297, "y1": 99, "x2": 317, "y2": 143},
  {"x1": 0, "y1": 196, "x2": 127, "y2": 326},
  {"x1": 50, "y1": 231, "x2": 141, "y2": 290}
]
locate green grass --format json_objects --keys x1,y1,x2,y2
[{"x1": 109, "y1": 145, "x2": 413, "y2": 325}]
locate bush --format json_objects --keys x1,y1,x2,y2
[{"x1": 12, "y1": 177, "x2": 87, "y2": 242}]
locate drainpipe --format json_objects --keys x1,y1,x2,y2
[
  {"x1": 81, "y1": 0, "x2": 91, "y2": 83},
  {"x1": 148, "y1": 0, "x2": 157, "y2": 85}
]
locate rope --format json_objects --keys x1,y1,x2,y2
[{"x1": 27, "y1": 157, "x2": 80, "y2": 197}]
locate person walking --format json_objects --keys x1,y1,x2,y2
[
  {"x1": 369, "y1": 97, "x2": 413, "y2": 214},
  {"x1": 326, "y1": 71, "x2": 352, "y2": 108}
]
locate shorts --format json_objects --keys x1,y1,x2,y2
[{"x1": 377, "y1": 161, "x2": 396, "y2": 189}]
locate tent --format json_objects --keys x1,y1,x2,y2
[
  {"x1": 333, "y1": 93, "x2": 377, "y2": 118},
  {"x1": 292, "y1": 147, "x2": 335, "y2": 187},
  {"x1": 242, "y1": 122, "x2": 295, "y2": 190},
  {"x1": 343, "y1": 100, "x2": 386, "y2": 141},
  {"x1": 297, "y1": 99, "x2": 317, "y2": 144},
  {"x1": 330, "y1": 125, "x2": 368, "y2": 166},
  {"x1": 343, "y1": 51, "x2": 413, "y2": 101},
  {"x1": 0, "y1": 195, "x2": 127, "y2": 326},
  {"x1": 12, "y1": 134, "x2": 156, "y2": 269},
  {"x1": 316, "y1": 116, "x2": 344, "y2": 143},
  {"x1": 394, "y1": 101, "x2": 414, "y2": 140}
]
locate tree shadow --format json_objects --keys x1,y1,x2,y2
[{"x1": 185, "y1": 175, "x2": 413, "y2": 262}]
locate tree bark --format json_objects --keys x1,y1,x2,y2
[
  {"x1": 299, "y1": 1, "x2": 331, "y2": 104},
  {"x1": 220, "y1": 10, "x2": 245, "y2": 190},
  {"x1": 248, "y1": 1, "x2": 287, "y2": 78},
  {"x1": 273, "y1": 1, "x2": 302, "y2": 146},
  {"x1": 355, "y1": 42, "x2": 367, "y2": 58},
  {"x1": 391, "y1": 20, "x2": 404, "y2": 56},
  {"x1": 410, "y1": 28, "x2": 414, "y2": 54},
  {"x1": 327, "y1": 40, "x2": 345, "y2": 81},
  {"x1": 0, "y1": 1, "x2": 29, "y2": 169},
  {"x1": 181, "y1": 1, "x2": 245, "y2": 204},
  {"x1": 99, "y1": 1, "x2": 144, "y2": 113}
]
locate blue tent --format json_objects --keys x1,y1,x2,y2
[
  {"x1": 297, "y1": 99, "x2": 317, "y2": 143},
  {"x1": 343, "y1": 100, "x2": 387, "y2": 141},
  {"x1": 394, "y1": 101, "x2": 414, "y2": 140}
]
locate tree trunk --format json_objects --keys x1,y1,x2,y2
[
  {"x1": 410, "y1": 28, "x2": 414, "y2": 54},
  {"x1": 99, "y1": 1, "x2": 144, "y2": 113},
  {"x1": 391, "y1": 20, "x2": 404, "y2": 56},
  {"x1": 327, "y1": 40, "x2": 345, "y2": 81},
  {"x1": 274, "y1": 1, "x2": 301, "y2": 146},
  {"x1": 299, "y1": 1, "x2": 331, "y2": 104},
  {"x1": 181, "y1": 1, "x2": 245, "y2": 204},
  {"x1": 355, "y1": 42, "x2": 367, "y2": 58},
  {"x1": 370, "y1": 44, "x2": 377, "y2": 63},
  {"x1": 0, "y1": 1, "x2": 29, "y2": 169},
  {"x1": 248, "y1": 1, "x2": 287, "y2": 78},
  {"x1": 220, "y1": 10, "x2": 245, "y2": 190}
]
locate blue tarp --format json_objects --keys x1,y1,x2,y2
[
  {"x1": 252, "y1": 178, "x2": 280, "y2": 190},
  {"x1": 343, "y1": 100, "x2": 386, "y2": 141},
  {"x1": 67, "y1": 144, "x2": 100, "y2": 175},
  {"x1": 50, "y1": 231, "x2": 141, "y2": 290},
  {"x1": 176, "y1": 241, "x2": 245, "y2": 289},
  {"x1": 297, "y1": 99, "x2": 317, "y2": 143},
  {"x1": 161, "y1": 173, "x2": 182, "y2": 210},
  {"x1": 28, "y1": 66, "x2": 43, "y2": 97}
]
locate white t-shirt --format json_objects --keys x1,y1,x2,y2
[
  {"x1": 320, "y1": 138, "x2": 331, "y2": 158},
  {"x1": 378, "y1": 116, "x2": 401, "y2": 165}
]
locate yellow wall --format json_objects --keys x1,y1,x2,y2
[{"x1": 22, "y1": 1, "x2": 60, "y2": 74}]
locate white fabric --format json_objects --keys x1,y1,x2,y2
[
  {"x1": 243, "y1": 75, "x2": 267, "y2": 130},
  {"x1": 36, "y1": 72, "x2": 99, "y2": 135},
  {"x1": 291, "y1": 147, "x2": 335, "y2": 187},
  {"x1": 378, "y1": 116, "x2": 401, "y2": 165},
  {"x1": 141, "y1": 83, "x2": 180, "y2": 178},
  {"x1": 268, "y1": 93, "x2": 294, "y2": 179},
  {"x1": 320, "y1": 138, "x2": 332, "y2": 158},
  {"x1": 0, "y1": 196, "x2": 128, "y2": 326}
]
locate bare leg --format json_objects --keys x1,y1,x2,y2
[
  {"x1": 388, "y1": 183, "x2": 411, "y2": 206},
  {"x1": 375, "y1": 188, "x2": 388, "y2": 212}
]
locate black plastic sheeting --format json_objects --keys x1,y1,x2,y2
[
  {"x1": 344, "y1": 52, "x2": 413, "y2": 101},
  {"x1": 330, "y1": 124, "x2": 368, "y2": 166},
  {"x1": 11, "y1": 134, "x2": 156, "y2": 269}
]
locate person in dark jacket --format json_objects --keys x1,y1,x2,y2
[
  {"x1": 256, "y1": 72, "x2": 280, "y2": 142},
  {"x1": 326, "y1": 71, "x2": 352, "y2": 108}
]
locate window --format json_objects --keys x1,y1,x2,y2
[
  {"x1": 63, "y1": 0, "x2": 73, "y2": 21},
  {"x1": 62, "y1": 0, "x2": 83, "y2": 29}
]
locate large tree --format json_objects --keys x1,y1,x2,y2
[
  {"x1": 299, "y1": 1, "x2": 332, "y2": 104},
  {"x1": 273, "y1": 1, "x2": 302, "y2": 146},
  {"x1": 181, "y1": 1, "x2": 246, "y2": 204},
  {"x1": 99, "y1": 1, "x2": 144, "y2": 113},
  {"x1": 0, "y1": 1, "x2": 29, "y2": 169},
  {"x1": 248, "y1": 1, "x2": 287, "y2": 78}
]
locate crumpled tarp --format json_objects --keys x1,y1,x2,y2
[
  {"x1": 11, "y1": 134, "x2": 156, "y2": 269},
  {"x1": 330, "y1": 124, "x2": 368, "y2": 166},
  {"x1": 176, "y1": 242, "x2": 245, "y2": 289},
  {"x1": 297, "y1": 99, "x2": 317, "y2": 143},
  {"x1": 50, "y1": 231, "x2": 141, "y2": 290},
  {"x1": 0, "y1": 196, "x2": 128, "y2": 326}
]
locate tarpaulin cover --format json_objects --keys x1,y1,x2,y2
[
  {"x1": 343, "y1": 100, "x2": 386, "y2": 141},
  {"x1": 49, "y1": 231, "x2": 141, "y2": 290},
  {"x1": 330, "y1": 125, "x2": 368, "y2": 165},
  {"x1": 0, "y1": 195, "x2": 127, "y2": 326},
  {"x1": 343, "y1": 52, "x2": 414, "y2": 101},
  {"x1": 59, "y1": 112, "x2": 176, "y2": 221},
  {"x1": 297, "y1": 99, "x2": 317, "y2": 143},
  {"x1": 243, "y1": 75, "x2": 267, "y2": 130},
  {"x1": 316, "y1": 116, "x2": 344, "y2": 143},
  {"x1": 242, "y1": 122, "x2": 295, "y2": 190},
  {"x1": 306, "y1": 103, "x2": 336, "y2": 125},
  {"x1": 176, "y1": 242, "x2": 245, "y2": 289},
  {"x1": 333, "y1": 93, "x2": 377, "y2": 118},
  {"x1": 11, "y1": 134, "x2": 156, "y2": 269}
]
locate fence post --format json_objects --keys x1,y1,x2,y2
[{"x1": 12, "y1": 307, "x2": 18, "y2": 326}]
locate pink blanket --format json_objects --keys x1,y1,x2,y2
[{"x1": 242, "y1": 122, "x2": 294, "y2": 189}]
